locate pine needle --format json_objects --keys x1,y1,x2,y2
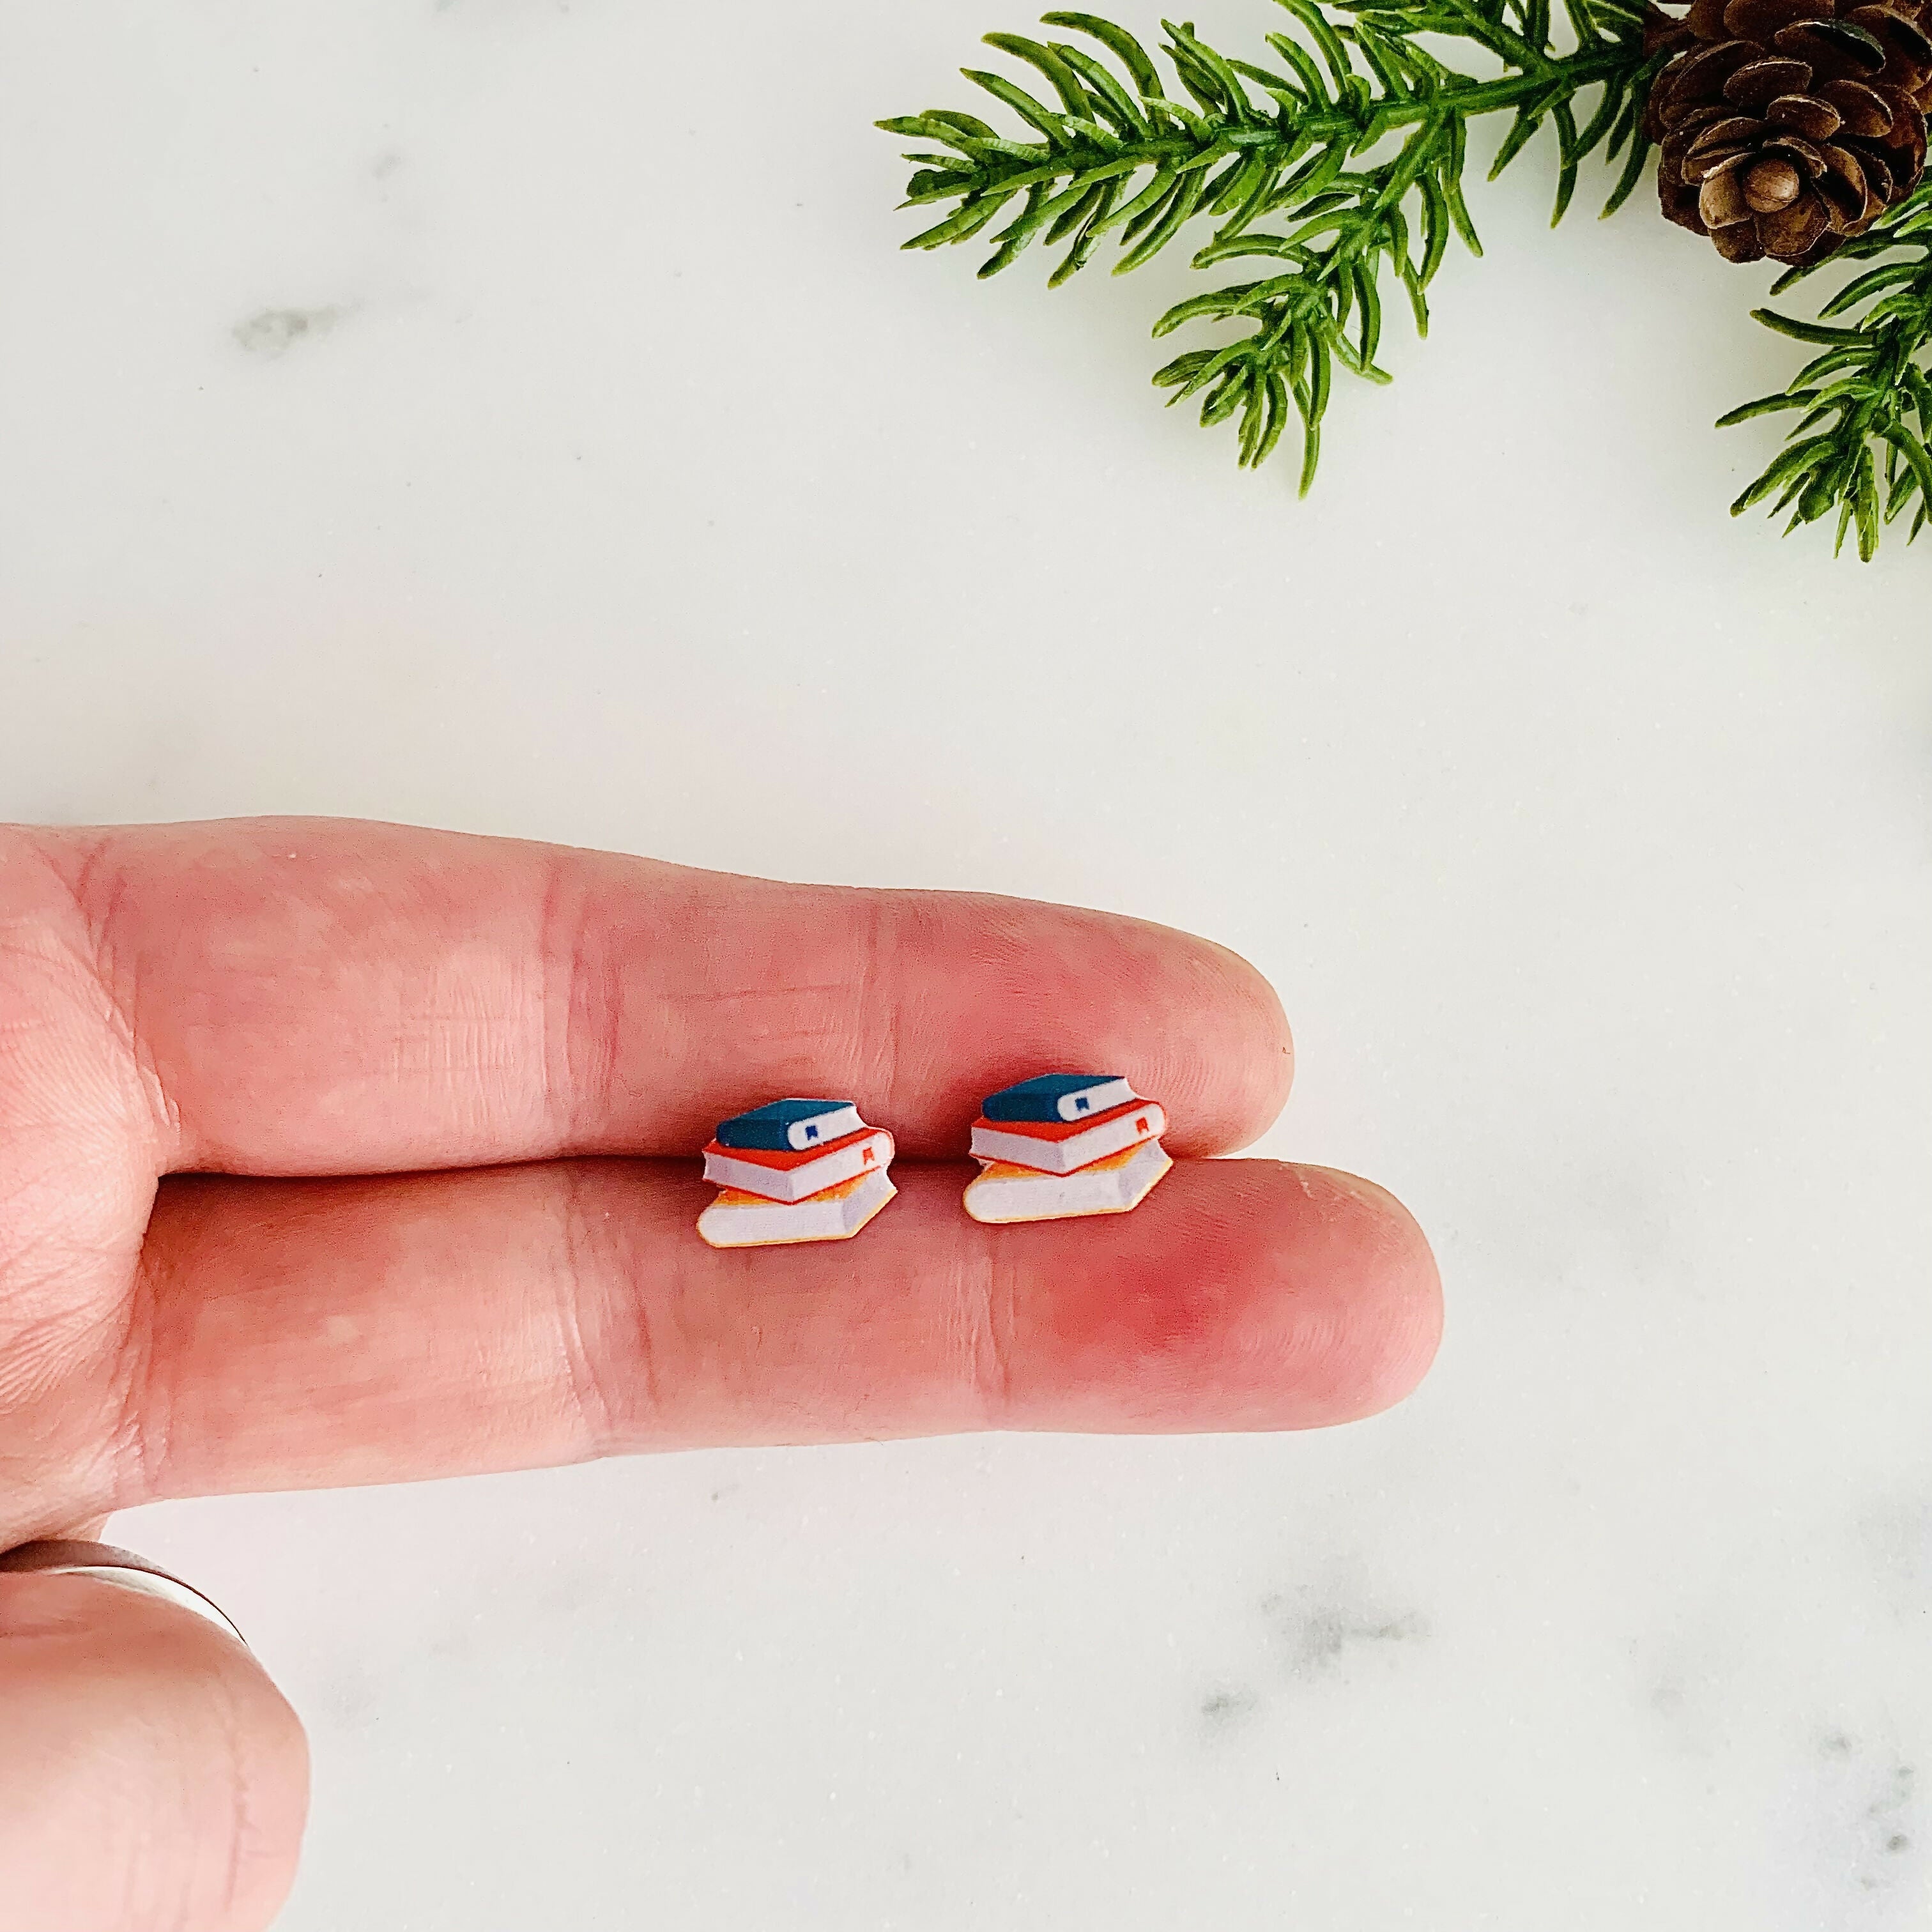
[
  {"x1": 882, "y1": 0, "x2": 1661, "y2": 487},
  {"x1": 1722, "y1": 185, "x2": 1932, "y2": 563}
]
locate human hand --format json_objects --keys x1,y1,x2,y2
[{"x1": 0, "y1": 817, "x2": 1440, "y2": 1930}]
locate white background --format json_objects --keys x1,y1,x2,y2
[{"x1": 3, "y1": 3, "x2": 1929, "y2": 1926}]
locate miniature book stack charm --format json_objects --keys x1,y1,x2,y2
[
  {"x1": 697, "y1": 1099, "x2": 896, "y2": 1248},
  {"x1": 962, "y1": 1074, "x2": 1170, "y2": 1225}
]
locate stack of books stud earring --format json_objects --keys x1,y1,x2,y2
[
  {"x1": 962, "y1": 1074, "x2": 1170, "y2": 1224},
  {"x1": 696, "y1": 1098, "x2": 896, "y2": 1248}
]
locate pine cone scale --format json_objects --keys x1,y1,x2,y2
[
  {"x1": 1767, "y1": 130, "x2": 1832, "y2": 169},
  {"x1": 1846, "y1": 5, "x2": 1932, "y2": 78},
  {"x1": 1820, "y1": 77, "x2": 1893, "y2": 132},
  {"x1": 1729, "y1": 0, "x2": 1834, "y2": 38},
  {"x1": 1661, "y1": 41, "x2": 1756, "y2": 110},
  {"x1": 1767, "y1": 91, "x2": 1845, "y2": 134},
  {"x1": 1878, "y1": 83, "x2": 1929, "y2": 165},
  {"x1": 1713, "y1": 220, "x2": 1770, "y2": 256},
  {"x1": 1758, "y1": 185, "x2": 1835, "y2": 246},
  {"x1": 1770, "y1": 21, "x2": 1885, "y2": 83},
  {"x1": 1728, "y1": 55, "x2": 1816, "y2": 100},
  {"x1": 1821, "y1": 137, "x2": 1871, "y2": 197},
  {"x1": 1700, "y1": 160, "x2": 1755, "y2": 221},
  {"x1": 1747, "y1": 154, "x2": 1807, "y2": 203},
  {"x1": 1698, "y1": 111, "x2": 1775, "y2": 142},
  {"x1": 1648, "y1": 0, "x2": 1932, "y2": 261}
]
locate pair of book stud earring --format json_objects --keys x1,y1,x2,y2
[{"x1": 696, "y1": 1074, "x2": 1170, "y2": 1249}]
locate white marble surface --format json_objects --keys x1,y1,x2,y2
[{"x1": 4, "y1": 2, "x2": 1931, "y2": 1926}]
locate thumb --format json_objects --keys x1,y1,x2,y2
[{"x1": 0, "y1": 1554, "x2": 308, "y2": 1932}]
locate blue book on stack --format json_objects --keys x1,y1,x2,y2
[
  {"x1": 715, "y1": 1098, "x2": 863, "y2": 1152},
  {"x1": 981, "y1": 1075, "x2": 1135, "y2": 1124}
]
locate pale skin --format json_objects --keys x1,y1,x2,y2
[{"x1": 0, "y1": 817, "x2": 1442, "y2": 1931}]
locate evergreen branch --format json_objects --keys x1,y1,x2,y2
[
  {"x1": 1721, "y1": 181, "x2": 1932, "y2": 561},
  {"x1": 883, "y1": 3, "x2": 1659, "y2": 488}
]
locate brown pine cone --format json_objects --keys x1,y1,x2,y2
[{"x1": 1645, "y1": 0, "x2": 1932, "y2": 263}]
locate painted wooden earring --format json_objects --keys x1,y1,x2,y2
[
  {"x1": 696, "y1": 1098, "x2": 896, "y2": 1248},
  {"x1": 962, "y1": 1074, "x2": 1170, "y2": 1224}
]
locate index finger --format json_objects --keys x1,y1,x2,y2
[{"x1": 20, "y1": 818, "x2": 1293, "y2": 1175}]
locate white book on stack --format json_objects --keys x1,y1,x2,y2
[
  {"x1": 698, "y1": 1166, "x2": 896, "y2": 1248},
  {"x1": 969, "y1": 1100, "x2": 1165, "y2": 1176},
  {"x1": 963, "y1": 1139, "x2": 1172, "y2": 1224},
  {"x1": 702, "y1": 1128, "x2": 893, "y2": 1204}
]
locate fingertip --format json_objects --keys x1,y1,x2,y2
[
  {"x1": 1120, "y1": 922, "x2": 1295, "y2": 1156},
  {"x1": 0, "y1": 1573, "x2": 310, "y2": 1932},
  {"x1": 233, "y1": 1650, "x2": 311, "y2": 1930},
  {"x1": 1201, "y1": 1159, "x2": 1439, "y2": 1426},
  {"x1": 1293, "y1": 1164, "x2": 1443, "y2": 1422},
  {"x1": 1006, "y1": 1159, "x2": 1437, "y2": 1434},
  {"x1": 1210, "y1": 935, "x2": 1295, "y2": 1145}
]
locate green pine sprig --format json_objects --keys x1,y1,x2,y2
[
  {"x1": 1721, "y1": 181, "x2": 1932, "y2": 562},
  {"x1": 882, "y1": 2, "x2": 1665, "y2": 488}
]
